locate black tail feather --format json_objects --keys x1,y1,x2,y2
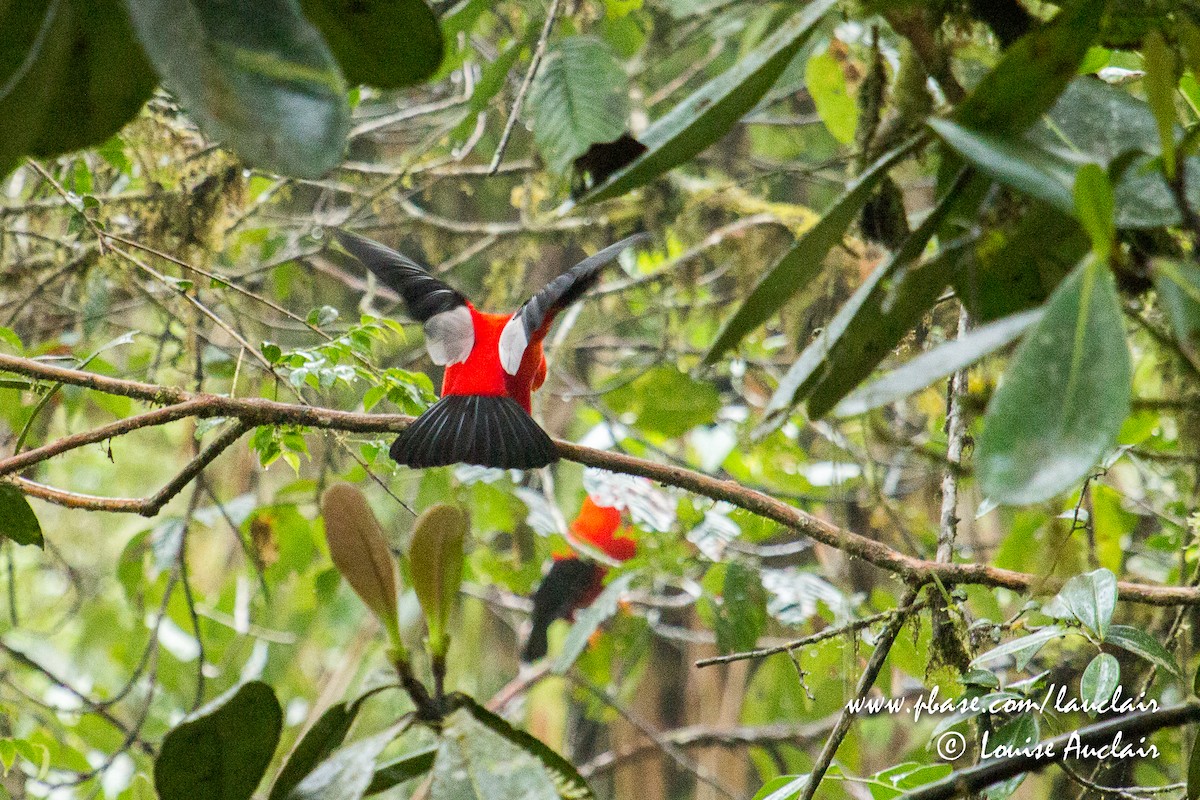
[{"x1": 390, "y1": 395, "x2": 557, "y2": 469}]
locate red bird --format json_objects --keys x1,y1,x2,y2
[
  {"x1": 522, "y1": 496, "x2": 637, "y2": 662},
  {"x1": 335, "y1": 230, "x2": 649, "y2": 470}
]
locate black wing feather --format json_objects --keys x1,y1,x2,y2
[{"x1": 335, "y1": 230, "x2": 466, "y2": 322}]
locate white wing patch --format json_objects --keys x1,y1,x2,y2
[
  {"x1": 498, "y1": 315, "x2": 529, "y2": 376},
  {"x1": 423, "y1": 306, "x2": 474, "y2": 365}
]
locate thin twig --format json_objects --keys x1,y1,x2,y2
[{"x1": 488, "y1": 0, "x2": 563, "y2": 175}]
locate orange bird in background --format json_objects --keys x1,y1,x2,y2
[
  {"x1": 335, "y1": 230, "x2": 650, "y2": 470},
  {"x1": 522, "y1": 495, "x2": 637, "y2": 662}
]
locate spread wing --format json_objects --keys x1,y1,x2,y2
[
  {"x1": 499, "y1": 232, "x2": 651, "y2": 375},
  {"x1": 335, "y1": 230, "x2": 474, "y2": 366}
]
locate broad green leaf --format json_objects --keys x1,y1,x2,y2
[
  {"x1": 1106, "y1": 624, "x2": 1181, "y2": 680},
  {"x1": 606, "y1": 366, "x2": 721, "y2": 437},
  {"x1": 698, "y1": 562, "x2": 767, "y2": 654},
  {"x1": 431, "y1": 706, "x2": 563, "y2": 800},
  {"x1": 444, "y1": 697, "x2": 596, "y2": 800},
  {"x1": 1080, "y1": 653, "x2": 1120, "y2": 707},
  {"x1": 1048, "y1": 568, "x2": 1117, "y2": 640},
  {"x1": 321, "y1": 484, "x2": 401, "y2": 641},
  {"x1": 1142, "y1": 30, "x2": 1178, "y2": 181},
  {"x1": 299, "y1": 0, "x2": 443, "y2": 88},
  {"x1": 752, "y1": 775, "x2": 808, "y2": 800},
  {"x1": 365, "y1": 747, "x2": 437, "y2": 796},
  {"x1": 834, "y1": 309, "x2": 1043, "y2": 417},
  {"x1": 408, "y1": 504, "x2": 467, "y2": 658},
  {"x1": 868, "y1": 763, "x2": 953, "y2": 798},
  {"x1": 1153, "y1": 259, "x2": 1200, "y2": 355},
  {"x1": 286, "y1": 723, "x2": 406, "y2": 800},
  {"x1": 970, "y1": 626, "x2": 1067, "y2": 671},
  {"x1": 0, "y1": 484, "x2": 44, "y2": 548},
  {"x1": 977, "y1": 256, "x2": 1131, "y2": 504},
  {"x1": 0, "y1": 328, "x2": 22, "y2": 354},
  {"x1": 954, "y1": 0, "x2": 1104, "y2": 134},
  {"x1": 761, "y1": 171, "x2": 977, "y2": 426},
  {"x1": 703, "y1": 137, "x2": 921, "y2": 364},
  {"x1": 553, "y1": 572, "x2": 634, "y2": 674},
  {"x1": 0, "y1": 0, "x2": 156, "y2": 176},
  {"x1": 929, "y1": 118, "x2": 1078, "y2": 215},
  {"x1": 581, "y1": 0, "x2": 837, "y2": 203},
  {"x1": 805, "y1": 45, "x2": 857, "y2": 144},
  {"x1": 123, "y1": 0, "x2": 349, "y2": 178},
  {"x1": 270, "y1": 698, "x2": 368, "y2": 800},
  {"x1": 1073, "y1": 163, "x2": 1114, "y2": 261},
  {"x1": 526, "y1": 36, "x2": 629, "y2": 174},
  {"x1": 154, "y1": 682, "x2": 283, "y2": 800}
]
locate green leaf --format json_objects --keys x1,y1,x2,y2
[
  {"x1": 321, "y1": 484, "x2": 402, "y2": 643},
  {"x1": 1189, "y1": 735, "x2": 1200, "y2": 800},
  {"x1": 976, "y1": 256, "x2": 1131, "y2": 505},
  {"x1": 1142, "y1": 30, "x2": 1178, "y2": 181},
  {"x1": 1153, "y1": 259, "x2": 1200, "y2": 356},
  {"x1": 299, "y1": 0, "x2": 443, "y2": 88},
  {"x1": 954, "y1": 0, "x2": 1105, "y2": 135},
  {"x1": 804, "y1": 45, "x2": 857, "y2": 144},
  {"x1": 970, "y1": 626, "x2": 1067, "y2": 671},
  {"x1": 703, "y1": 137, "x2": 921, "y2": 364},
  {"x1": 581, "y1": 0, "x2": 837, "y2": 203},
  {"x1": 365, "y1": 747, "x2": 437, "y2": 796},
  {"x1": 0, "y1": 484, "x2": 44, "y2": 548},
  {"x1": 408, "y1": 504, "x2": 467, "y2": 659},
  {"x1": 1047, "y1": 568, "x2": 1117, "y2": 640},
  {"x1": 699, "y1": 562, "x2": 767, "y2": 654},
  {"x1": 929, "y1": 118, "x2": 1078, "y2": 215},
  {"x1": 1080, "y1": 653, "x2": 1120, "y2": 707},
  {"x1": 285, "y1": 723, "x2": 406, "y2": 800},
  {"x1": 606, "y1": 366, "x2": 721, "y2": 438},
  {"x1": 0, "y1": 0, "x2": 157, "y2": 176},
  {"x1": 269, "y1": 700, "x2": 363, "y2": 800},
  {"x1": 0, "y1": 328, "x2": 23, "y2": 354},
  {"x1": 526, "y1": 36, "x2": 629, "y2": 174},
  {"x1": 834, "y1": 309, "x2": 1043, "y2": 417},
  {"x1": 439, "y1": 696, "x2": 596, "y2": 800},
  {"x1": 553, "y1": 573, "x2": 634, "y2": 675},
  {"x1": 1073, "y1": 163, "x2": 1115, "y2": 261},
  {"x1": 154, "y1": 682, "x2": 283, "y2": 800},
  {"x1": 123, "y1": 0, "x2": 349, "y2": 178},
  {"x1": 752, "y1": 775, "x2": 808, "y2": 800},
  {"x1": 1106, "y1": 624, "x2": 1181, "y2": 680},
  {"x1": 761, "y1": 171, "x2": 977, "y2": 426}
]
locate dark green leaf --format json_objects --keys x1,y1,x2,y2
[
  {"x1": 299, "y1": 0, "x2": 443, "y2": 88},
  {"x1": 980, "y1": 716, "x2": 1037, "y2": 798},
  {"x1": 365, "y1": 747, "x2": 437, "y2": 796},
  {"x1": 0, "y1": 0, "x2": 156, "y2": 176},
  {"x1": 1080, "y1": 653, "x2": 1120, "y2": 707},
  {"x1": 442, "y1": 696, "x2": 596, "y2": 800},
  {"x1": 581, "y1": 0, "x2": 837, "y2": 203},
  {"x1": 0, "y1": 484, "x2": 44, "y2": 548},
  {"x1": 1153, "y1": 259, "x2": 1200, "y2": 356},
  {"x1": 285, "y1": 723, "x2": 406, "y2": 800},
  {"x1": 1048, "y1": 568, "x2": 1117, "y2": 640},
  {"x1": 834, "y1": 309, "x2": 1043, "y2": 417},
  {"x1": 1106, "y1": 624, "x2": 1181, "y2": 680},
  {"x1": 954, "y1": 0, "x2": 1104, "y2": 135},
  {"x1": 703, "y1": 137, "x2": 921, "y2": 364},
  {"x1": 270, "y1": 701, "x2": 358, "y2": 800},
  {"x1": 553, "y1": 573, "x2": 634, "y2": 675},
  {"x1": 154, "y1": 681, "x2": 282, "y2": 800},
  {"x1": 700, "y1": 562, "x2": 768, "y2": 654},
  {"x1": 761, "y1": 170, "x2": 977, "y2": 426},
  {"x1": 123, "y1": 0, "x2": 349, "y2": 178},
  {"x1": 970, "y1": 626, "x2": 1067, "y2": 671},
  {"x1": 976, "y1": 257, "x2": 1131, "y2": 505},
  {"x1": 527, "y1": 36, "x2": 629, "y2": 174},
  {"x1": 1189, "y1": 735, "x2": 1200, "y2": 800}
]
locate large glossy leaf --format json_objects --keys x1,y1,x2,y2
[
  {"x1": 439, "y1": 696, "x2": 596, "y2": 800},
  {"x1": 154, "y1": 682, "x2": 283, "y2": 800},
  {"x1": 1106, "y1": 624, "x2": 1181, "y2": 680},
  {"x1": 123, "y1": 0, "x2": 350, "y2": 178},
  {"x1": 833, "y1": 308, "x2": 1043, "y2": 417},
  {"x1": 976, "y1": 256, "x2": 1131, "y2": 505},
  {"x1": 0, "y1": 0, "x2": 156, "y2": 176},
  {"x1": 1046, "y1": 568, "x2": 1117, "y2": 640},
  {"x1": 299, "y1": 0, "x2": 443, "y2": 88},
  {"x1": 286, "y1": 723, "x2": 406, "y2": 800},
  {"x1": 0, "y1": 484, "x2": 44, "y2": 548},
  {"x1": 761, "y1": 171, "x2": 977, "y2": 426},
  {"x1": 1080, "y1": 653, "x2": 1120, "y2": 707},
  {"x1": 954, "y1": 0, "x2": 1104, "y2": 134},
  {"x1": 703, "y1": 137, "x2": 922, "y2": 364},
  {"x1": 527, "y1": 36, "x2": 629, "y2": 174},
  {"x1": 580, "y1": 0, "x2": 837, "y2": 203}
]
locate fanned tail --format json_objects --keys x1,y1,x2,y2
[{"x1": 390, "y1": 395, "x2": 557, "y2": 469}]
